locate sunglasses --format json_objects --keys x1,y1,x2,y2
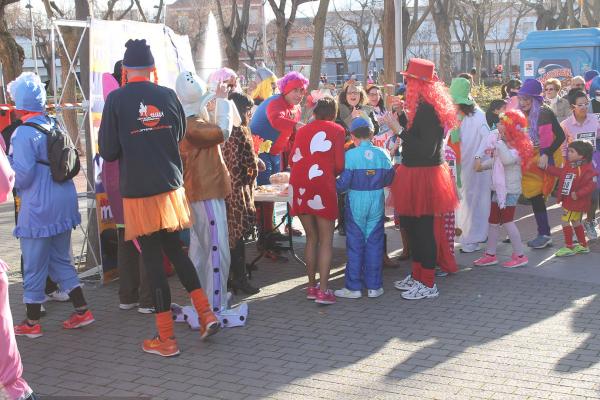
[{"x1": 545, "y1": 88, "x2": 556, "y2": 92}]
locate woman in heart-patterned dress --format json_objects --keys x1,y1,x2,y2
[{"x1": 289, "y1": 97, "x2": 345, "y2": 305}]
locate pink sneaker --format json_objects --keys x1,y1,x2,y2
[
  {"x1": 306, "y1": 285, "x2": 319, "y2": 300},
  {"x1": 473, "y1": 254, "x2": 498, "y2": 266},
  {"x1": 314, "y1": 289, "x2": 336, "y2": 305},
  {"x1": 503, "y1": 254, "x2": 528, "y2": 268}
]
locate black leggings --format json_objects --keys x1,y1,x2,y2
[
  {"x1": 137, "y1": 230, "x2": 201, "y2": 313},
  {"x1": 530, "y1": 194, "x2": 547, "y2": 214},
  {"x1": 400, "y1": 215, "x2": 436, "y2": 269}
]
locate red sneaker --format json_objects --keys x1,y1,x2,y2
[
  {"x1": 199, "y1": 311, "x2": 220, "y2": 340},
  {"x1": 306, "y1": 285, "x2": 319, "y2": 300},
  {"x1": 14, "y1": 321, "x2": 43, "y2": 338},
  {"x1": 62, "y1": 310, "x2": 95, "y2": 329},
  {"x1": 142, "y1": 336, "x2": 180, "y2": 357},
  {"x1": 315, "y1": 289, "x2": 336, "y2": 305}
]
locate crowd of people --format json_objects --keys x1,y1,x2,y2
[{"x1": 1, "y1": 37, "x2": 600, "y2": 399}]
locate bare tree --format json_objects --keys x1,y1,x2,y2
[
  {"x1": 242, "y1": 32, "x2": 262, "y2": 66},
  {"x1": 215, "y1": 0, "x2": 251, "y2": 71},
  {"x1": 429, "y1": 0, "x2": 455, "y2": 83},
  {"x1": 490, "y1": 2, "x2": 533, "y2": 76},
  {"x1": 0, "y1": 0, "x2": 24, "y2": 93},
  {"x1": 402, "y1": 0, "x2": 432, "y2": 56},
  {"x1": 308, "y1": 0, "x2": 330, "y2": 91},
  {"x1": 266, "y1": 0, "x2": 317, "y2": 76},
  {"x1": 334, "y1": 0, "x2": 382, "y2": 86},
  {"x1": 455, "y1": 0, "x2": 504, "y2": 83},
  {"x1": 325, "y1": 19, "x2": 353, "y2": 79},
  {"x1": 407, "y1": 21, "x2": 434, "y2": 60}
]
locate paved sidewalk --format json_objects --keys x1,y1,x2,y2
[{"x1": 3, "y1": 198, "x2": 600, "y2": 400}]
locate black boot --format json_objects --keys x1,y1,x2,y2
[{"x1": 230, "y1": 238, "x2": 260, "y2": 295}]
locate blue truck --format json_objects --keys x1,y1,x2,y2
[{"x1": 518, "y1": 28, "x2": 600, "y2": 83}]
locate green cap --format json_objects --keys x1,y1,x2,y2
[{"x1": 450, "y1": 77, "x2": 474, "y2": 106}]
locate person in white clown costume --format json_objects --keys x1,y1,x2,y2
[{"x1": 174, "y1": 71, "x2": 247, "y2": 329}]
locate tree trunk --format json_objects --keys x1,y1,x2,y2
[
  {"x1": 0, "y1": 2, "x2": 24, "y2": 100},
  {"x1": 430, "y1": 0, "x2": 453, "y2": 83},
  {"x1": 225, "y1": 45, "x2": 240, "y2": 71},
  {"x1": 308, "y1": 0, "x2": 330, "y2": 91},
  {"x1": 382, "y1": 0, "x2": 396, "y2": 85},
  {"x1": 362, "y1": 58, "x2": 369, "y2": 87},
  {"x1": 274, "y1": 19, "x2": 287, "y2": 76}
]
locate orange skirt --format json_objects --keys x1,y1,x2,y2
[{"x1": 123, "y1": 187, "x2": 192, "y2": 241}]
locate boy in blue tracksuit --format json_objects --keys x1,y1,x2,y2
[{"x1": 335, "y1": 117, "x2": 395, "y2": 299}]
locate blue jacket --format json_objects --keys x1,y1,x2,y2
[
  {"x1": 9, "y1": 115, "x2": 81, "y2": 238},
  {"x1": 249, "y1": 95, "x2": 279, "y2": 143},
  {"x1": 337, "y1": 141, "x2": 394, "y2": 237}
]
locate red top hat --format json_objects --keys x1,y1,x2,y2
[{"x1": 401, "y1": 58, "x2": 435, "y2": 83}]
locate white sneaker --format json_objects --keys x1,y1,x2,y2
[
  {"x1": 137, "y1": 307, "x2": 155, "y2": 314},
  {"x1": 45, "y1": 290, "x2": 70, "y2": 302},
  {"x1": 401, "y1": 282, "x2": 439, "y2": 300},
  {"x1": 460, "y1": 243, "x2": 481, "y2": 253},
  {"x1": 119, "y1": 303, "x2": 139, "y2": 310},
  {"x1": 394, "y1": 275, "x2": 416, "y2": 291},
  {"x1": 367, "y1": 288, "x2": 384, "y2": 298},
  {"x1": 333, "y1": 288, "x2": 362, "y2": 299}
]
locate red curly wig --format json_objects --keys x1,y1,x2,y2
[
  {"x1": 403, "y1": 78, "x2": 457, "y2": 130},
  {"x1": 498, "y1": 109, "x2": 534, "y2": 169}
]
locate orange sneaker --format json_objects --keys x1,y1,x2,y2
[
  {"x1": 199, "y1": 311, "x2": 220, "y2": 340},
  {"x1": 14, "y1": 321, "x2": 43, "y2": 338},
  {"x1": 62, "y1": 310, "x2": 95, "y2": 329},
  {"x1": 142, "y1": 336, "x2": 180, "y2": 357}
]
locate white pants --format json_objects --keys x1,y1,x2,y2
[{"x1": 189, "y1": 199, "x2": 231, "y2": 312}]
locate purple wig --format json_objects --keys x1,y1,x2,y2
[
  {"x1": 277, "y1": 71, "x2": 308, "y2": 94},
  {"x1": 520, "y1": 96, "x2": 542, "y2": 146}
]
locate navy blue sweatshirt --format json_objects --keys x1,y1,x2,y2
[{"x1": 98, "y1": 80, "x2": 186, "y2": 198}]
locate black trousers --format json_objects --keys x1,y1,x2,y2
[
  {"x1": 137, "y1": 230, "x2": 201, "y2": 313},
  {"x1": 400, "y1": 215, "x2": 436, "y2": 269}
]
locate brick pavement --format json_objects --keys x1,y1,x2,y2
[{"x1": 3, "y1": 198, "x2": 600, "y2": 400}]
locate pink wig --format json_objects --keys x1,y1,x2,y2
[
  {"x1": 277, "y1": 71, "x2": 308, "y2": 95},
  {"x1": 404, "y1": 78, "x2": 457, "y2": 130},
  {"x1": 208, "y1": 67, "x2": 237, "y2": 84}
]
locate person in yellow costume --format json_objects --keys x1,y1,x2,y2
[{"x1": 517, "y1": 79, "x2": 565, "y2": 249}]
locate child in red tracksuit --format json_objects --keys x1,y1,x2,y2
[{"x1": 545, "y1": 140, "x2": 599, "y2": 257}]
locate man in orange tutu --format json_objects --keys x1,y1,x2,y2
[
  {"x1": 99, "y1": 39, "x2": 219, "y2": 357},
  {"x1": 390, "y1": 59, "x2": 459, "y2": 300}
]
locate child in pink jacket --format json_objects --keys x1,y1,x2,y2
[{"x1": 1, "y1": 136, "x2": 36, "y2": 400}]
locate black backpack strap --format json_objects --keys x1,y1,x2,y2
[
  {"x1": 22, "y1": 121, "x2": 52, "y2": 135},
  {"x1": 21, "y1": 121, "x2": 52, "y2": 166}
]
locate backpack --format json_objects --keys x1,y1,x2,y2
[{"x1": 23, "y1": 118, "x2": 81, "y2": 182}]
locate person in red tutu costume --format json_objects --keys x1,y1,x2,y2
[
  {"x1": 391, "y1": 59, "x2": 459, "y2": 300},
  {"x1": 289, "y1": 97, "x2": 345, "y2": 304}
]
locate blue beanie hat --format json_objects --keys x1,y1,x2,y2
[
  {"x1": 123, "y1": 39, "x2": 155, "y2": 69},
  {"x1": 584, "y1": 70, "x2": 599, "y2": 83},
  {"x1": 7, "y1": 72, "x2": 46, "y2": 112}
]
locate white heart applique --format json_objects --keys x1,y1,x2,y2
[
  {"x1": 299, "y1": 188, "x2": 306, "y2": 195},
  {"x1": 297, "y1": 198, "x2": 303, "y2": 206},
  {"x1": 307, "y1": 195, "x2": 325, "y2": 210},
  {"x1": 310, "y1": 131, "x2": 332, "y2": 154},
  {"x1": 308, "y1": 164, "x2": 324, "y2": 180},
  {"x1": 291, "y1": 147, "x2": 303, "y2": 163}
]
